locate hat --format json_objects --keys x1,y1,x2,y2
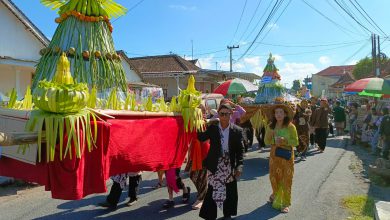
[
  {"x1": 320, "y1": 98, "x2": 328, "y2": 101},
  {"x1": 269, "y1": 103, "x2": 294, "y2": 122}
]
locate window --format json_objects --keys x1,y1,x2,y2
[{"x1": 206, "y1": 99, "x2": 217, "y2": 110}]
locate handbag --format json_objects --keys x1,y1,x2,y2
[{"x1": 275, "y1": 147, "x2": 292, "y2": 160}]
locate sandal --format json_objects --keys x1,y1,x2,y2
[
  {"x1": 154, "y1": 182, "x2": 163, "y2": 189},
  {"x1": 182, "y1": 187, "x2": 191, "y2": 203},
  {"x1": 281, "y1": 207, "x2": 289, "y2": 213},
  {"x1": 268, "y1": 195, "x2": 275, "y2": 203}
]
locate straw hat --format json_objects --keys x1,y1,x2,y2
[{"x1": 269, "y1": 97, "x2": 294, "y2": 121}]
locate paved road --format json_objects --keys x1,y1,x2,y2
[{"x1": 0, "y1": 136, "x2": 367, "y2": 220}]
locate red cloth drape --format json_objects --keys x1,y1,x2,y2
[{"x1": 0, "y1": 116, "x2": 192, "y2": 200}]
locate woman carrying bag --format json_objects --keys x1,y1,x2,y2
[{"x1": 265, "y1": 99, "x2": 298, "y2": 213}]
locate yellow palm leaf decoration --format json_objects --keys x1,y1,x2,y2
[
  {"x1": 99, "y1": 0, "x2": 128, "y2": 18},
  {"x1": 40, "y1": 0, "x2": 127, "y2": 18},
  {"x1": 40, "y1": 0, "x2": 67, "y2": 10}
]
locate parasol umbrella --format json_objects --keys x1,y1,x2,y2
[
  {"x1": 213, "y1": 78, "x2": 258, "y2": 95},
  {"x1": 344, "y1": 77, "x2": 390, "y2": 95}
]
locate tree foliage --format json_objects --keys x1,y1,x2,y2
[
  {"x1": 291, "y1": 79, "x2": 301, "y2": 92},
  {"x1": 353, "y1": 57, "x2": 372, "y2": 80},
  {"x1": 353, "y1": 57, "x2": 389, "y2": 79}
]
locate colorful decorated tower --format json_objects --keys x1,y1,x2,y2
[{"x1": 255, "y1": 53, "x2": 285, "y2": 103}]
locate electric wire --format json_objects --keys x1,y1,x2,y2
[
  {"x1": 229, "y1": 0, "x2": 248, "y2": 45},
  {"x1": 236, "y1": 0, "x2": 263, "y2": 44}
]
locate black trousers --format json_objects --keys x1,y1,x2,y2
[
  {"x1": 107, "y1": 175, "x2": 141, "y2": 205},
  {"x1": 315, "y1": 128, "x2": 328, "y2": 150},
  {"x1": 310, "y1": 133, "x2": 315, "y2": 145},
  {"x1": 256, "y1": 126, "x2": 266, "y2": 148},
  {"x1": 199, "y1": 181, "x2": 238, "y2": 220}
]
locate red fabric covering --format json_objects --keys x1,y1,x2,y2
[{"x1": 0, "y1": 116, "x2": 192, "y2": 200}]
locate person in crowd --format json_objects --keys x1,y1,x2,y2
[
  {"x1": 162, "y1": 168, "x2": 191, "y2": 209},
  {"x1": 154, "y1": 170, "x2": 165, "y2": 189},
  {"x1": 308, "y1": 97, "x2": 319, "y2": 149},
  {"x1": 293, "y1": 100, "x2": 310, "y2": 161},
  {"x1": 185, "y1": 104, "x2": 210, "y2": 210},
  {"x1": 379, "y1": 107, "x2": 390, "y2": 160},
  {"x1": 265, "y1": 99, "x2": 298, "y2": 213},
  {"x1": 371, "y1": 109, "x2": 384, "y2": 155},
  {"x1": 98, "y1": 172, "x2": 142, "y2": 209},
  {"x1": 310, "y1": 98, "x2": 330, "y2": 152},
  {"x1": 197, "y1": 103, "x2": 245, "y2": 220},
  {"x1": 361, "y1": 107, "x2": 375, "y2": 143},
  {"x1": 348, "y1": 103, "x2": 359, "y2": 145},
  {"x1": 333, "y1": 100, "x2": 346, "y2": 136}
]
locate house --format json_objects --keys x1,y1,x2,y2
[
  {"x1": 329, "y1": 71, "x2": 356, "y2": 98},
  {"x1": 0, "y1": 0, "x2": 50, "y2": 97},
  {"x1": 124, "y1": 54, "x2": 201, "y2": 99},
  {"x1": 311, "y1": 65, "x2": 355, "y2": 98},
  {"x1": 125, "y1": 54, "x2": 261, "y2": 99}
]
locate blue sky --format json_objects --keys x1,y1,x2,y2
[{"x1": 12, "y1": 0, "x2": 390, "y2": 87}]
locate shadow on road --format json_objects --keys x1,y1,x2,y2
[{"x1": 236, "y1": 202, "x2": 280, "y2": 220}]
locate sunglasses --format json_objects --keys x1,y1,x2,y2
[{"x1": 219, "y1": 112, "x2": 231, "y2": 117}]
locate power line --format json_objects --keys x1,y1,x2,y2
[
  {"x1": 236, "y1": 0, "x2": 263, "y2": 43},
  {"x1": 229, "y1": 0, "x2": 248, "y2": 44},
  {"x1": 243, "y1": 0, "x2": 275, "y2": 42},
  {"x1": 324, "y1": 0, "x2": 367, "y2": 36},
  {"x1": 340, "y1": 40, "x2": 370, "y2": 64},
  {"x1": 237, "y1": 0, "x2": 286, "y2": 61},
  {"x1": 351, "y1": 0, "x2": 387, "y2": 36},
  {"x1": 302, "y1": 0, "x2": 364, "y2": 37},
  {"x1": 254, "y1": 39, "x2": 368, "y2": 48},
  {"x1": 112, "y1": 0, "x2": 147, "y2": 23},
  {"x1": 246, "y1": 0, "x2": 292, "y2": 57},
  {"x1": 333, "y1": 0, "x2": 372, "y2": 34}
]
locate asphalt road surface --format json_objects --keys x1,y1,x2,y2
[{"x1": 0, "y1": 136, "x2": 369, "y2": 220}]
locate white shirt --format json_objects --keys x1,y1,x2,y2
[{"x1": 218, "y1": 123, "x2": 230, "y2": 153}]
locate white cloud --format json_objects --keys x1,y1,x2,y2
[
  {"x1": 243, "y1": 56, "x2": 261, "y2": 66},
  {"x1": 319, "y1": 56, "x2": 331, "y2": 65},
  {"x1": 267, "y1": 23, "x2": 279, "y2": 30},
  {"x1": 347, "y1": 60, "x2": 358, "y2": 65},
  {"x1": 279, "y1": 62, "x2": 319, "y2": 88},
  {"x1": 273, "y1": 54, "x2": 283, "y2": 62},
  {"x1": 239, "y1": 41, "x2": 249, "y2": 46},
  {"x1": 197, "y1": 56, "x2": 214, "y2": 69},
  {"x1": 169, "y1": 5, "x2": 197, "y2": 11}
]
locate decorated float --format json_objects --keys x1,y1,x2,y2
[
  {"x1": 0, "y1": 0, "x2": 204, "y2": 200},
  {"x1": 240, "y1": 53, "x2": 288, "y2": 131}
]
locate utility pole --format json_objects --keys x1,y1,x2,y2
[
  {"x1": 215, "y1": 62, "x2": 218, "y2": 70},
  {"x1": 372, "y1": 33, "x2": 377, "y2": 76},
  {"x1": 227, "y1": 45, "x2": 239, "y2": 72},
  {"x1": 377, "y1": 35, "x2": 381, "y2": 77}
]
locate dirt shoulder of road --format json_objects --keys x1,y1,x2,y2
[{"x1": 0, "y1": 180, "x2": 43, "y2": 203}]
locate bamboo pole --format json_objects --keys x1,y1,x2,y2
[{"x1": 0, "y1": 131, "x2": 45, "y2": 146}]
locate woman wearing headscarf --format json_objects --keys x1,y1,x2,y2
[{"x1": 265, "y1": 99, "x2": 298, "y2": 213}]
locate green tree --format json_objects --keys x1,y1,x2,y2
[
  {"x1": 291, "y1": 79, "x2": 301, "y2": 92},
  {"x1": 353, "y1": 57, "x2": 372, "y2": 80},
  {"x1": 353, "y1": 57, "x2": 389, "y2": 79}
]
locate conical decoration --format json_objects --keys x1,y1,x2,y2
[
  {"x1": 255, "y1": 53, "x2": 285, "y2": 103},
  {"x1": 33, "y1": 0, "x2": 128, "y2": 95}
]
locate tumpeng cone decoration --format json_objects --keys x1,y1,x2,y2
[{"x1": 33, "y1": 0, "x2": 128, "y2": 94}]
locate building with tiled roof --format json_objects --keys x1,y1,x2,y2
[{"x1": 312, "y1": 65, "x2": 355, "y2": 98}]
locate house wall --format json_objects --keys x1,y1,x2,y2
[
  {"x1": 0, "y1": 3, "x2": 45, "y2": 61},
  {"x1": 0, "y1": 64, "x2": 32, "y2": 97},
  {"x1": 120, "y1": 59, "x2": 141, "y2": 83},
  {"x1": 312, "y1": 75, "x2": 340, "y2": 98},
  {"x1": 0, "y1": 2, "x2": 47, "y2": 98}
]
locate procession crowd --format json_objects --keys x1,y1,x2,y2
[{"x1": 97, "y1": 96, "x2": 390, "y2": 220}]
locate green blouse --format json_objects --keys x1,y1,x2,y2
[{"x1": 265, "y1": 123, "x2": 299, "y2": 149}]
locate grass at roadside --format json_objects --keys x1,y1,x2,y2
[{"x1": 342, "y1": 195, "x2": 374, "y2": 220}]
